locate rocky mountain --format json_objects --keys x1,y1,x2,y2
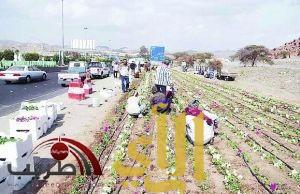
[
  {"x1": 0, "y1": 40, "x2": 61, "y2": 53},
  {"x1": 271, "y1": 37, "x2": 300, "y2": 58}
]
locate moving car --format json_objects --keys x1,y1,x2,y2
[
  {"x1": 87, "y1": 62, "x2": 110, "y2": 79},
  {"x1": 0, "y1": 66, "x2": 47, "y2": 84},
  {"x1": 58, "y1": 61, "x2": 87, "y2": 86}
]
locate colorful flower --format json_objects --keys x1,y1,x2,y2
[
  {"x1": 269, "y1": 183, "x2": 278, "y2": 192},
  {"x1": 103, "y1": 123, "x2": 110, "y2": 132},
  {"x1": 237, "y1": 148, "x2": 242, "y2": 156}
]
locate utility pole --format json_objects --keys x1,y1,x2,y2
[{"x1": 60, "y1": 0, "x2": 65, "y2": 65}]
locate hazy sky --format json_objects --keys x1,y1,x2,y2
[{"x1": 0, "y1": 0, "x2": 299, "y2": 52}]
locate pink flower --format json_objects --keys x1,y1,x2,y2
[
  {"x1": 270, "y1": 183, "x2": 278, "y2": 192},
  {"x1": 255, "y1": 129, "x2": 261, "y2": 135},
  {"x1": 237, "y1": 148, "x2": 242, "y2": 156},
  {"x1": 102, "y1": 123, "x2": 110, "y2": 132},
  {"x1": 210, "y1": 101, "x2": 220, "y2": 108}
]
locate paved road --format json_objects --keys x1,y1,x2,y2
[{"x1": 0, "y1": 72, "x2": 67, "y2": 116}]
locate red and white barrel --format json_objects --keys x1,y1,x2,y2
[
  {"x1": 83, "y1": 78, "x2": 93, "y2": 95},
  {"x1": 68, "y1": 80, "x2": 85, "y2": 100}
]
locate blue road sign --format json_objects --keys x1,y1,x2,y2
[{"x1": 150, "y1": 46, "x2": 165, "y2": 61}]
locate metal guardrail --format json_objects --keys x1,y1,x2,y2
[{"x1": 0, "y1": 60, "x2": 57, "y2": 69}]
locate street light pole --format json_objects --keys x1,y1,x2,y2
[
  {"x1": 61, "y1": 0, "x2": 65, "y2": 65},
  {"x1": 83, "y1": 27, "x2": 88, "y2": 60}
]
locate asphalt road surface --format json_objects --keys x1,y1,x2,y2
[{"x1": 0, "y1": 72, "x2": 67, "y2": 117}]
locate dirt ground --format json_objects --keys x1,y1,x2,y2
[{"x1": 216, "y1": 61, "x2": 300, "y2": 105}]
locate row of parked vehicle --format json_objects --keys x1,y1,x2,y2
[
  {"x1": 58, "y1": 61, "x2": 110, "y2": 86},
  {"x1": 194, "y1": 66, "x2": 237, "y2": 81},
  {"x1": 0, "y1": 61, "x2": 111, "y2": 86}
]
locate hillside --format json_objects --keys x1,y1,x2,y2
[{"x1": 271, "y1": 37, "x2": 300, "y2": 58}]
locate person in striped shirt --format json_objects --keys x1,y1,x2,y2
[{"x1": 155, "y1": 60, "x2": 172, "y2": 94}]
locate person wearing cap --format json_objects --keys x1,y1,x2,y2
[{"x1": 155, "y1": 60, "x2": 172, "y2": 94}]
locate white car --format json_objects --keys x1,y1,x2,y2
[
  {"x1": 0, "y1": 66, "x2": 47, "y2": 84},
  {"x1": 88, "y1": 62, "x2": 110, "y2": 79}
]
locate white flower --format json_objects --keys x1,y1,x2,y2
[
  {"x1": 212, "y1": 153, "x2": 221, "y2": 160},
  {"x1": 102, "y1": 186, "x2": 112, "y2": 193},
  {"x1": 273, "y1": 160, "x2": 283, "y2": 168},
  {"x1": 291, "y1": 169, "x2": 298, "y2": 176}
]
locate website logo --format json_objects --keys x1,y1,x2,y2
[{"x1": 8, "y1": 137, "x2": 102, "y2": 179}]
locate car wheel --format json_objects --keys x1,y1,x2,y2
[
  {"x1": 42, "y1": 74, "x2": 47, "y2": 81},
  {"x1": 100, "y1": 72, "x2": 104, "y2": 79},
  {"x1": 26, "y1": 76, "x2": 31, "y2": 83},
  {"x1": 61, "y1": 84, "x2": 67, "y2": 87},
  {"x1": 5, "y1": 81, "x2": 11, "y2": 84}
]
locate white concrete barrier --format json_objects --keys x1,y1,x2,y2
[
  {"x1": 6, "y1": 154, "x2": 34, "y2": 172},
  {"x1": 0, "y1": 175, "x2": 13, "y2": 194},
  {"x1": 19, "y1": 102, "x2": 58, "y2": 130},
  {"x1": 12, "y1": 174, "x2": 33, "y2": 191},
  {"x1": 9, "y1": 116, "x2": 45, "y2": 141},
  {"x1": 0, "y1": 161, "x2": 9, "y2": 181},
  {"x1": 0, "y1": 135, "x2": 33, "y2": 160}
]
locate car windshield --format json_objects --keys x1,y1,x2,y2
[
  {"x1": 88, "y1": 63, "x2": 102, "y2": 68},
  {"x1": 7, "y1": 66, "x2": 25, "y2": 71}
]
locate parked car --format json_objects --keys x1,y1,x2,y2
[
  {"x1": 217, "y1": 68, "x2": 238, "y2": 81},
  {"x1": 58, "y1": 61, "x2": 87, "y2": 86},
  {"x1": 0, "y1": 66, "x2": 47, "y2": 84},
  {"x1": 87, "y1": 62, "x2": 110, "y2": 79}
]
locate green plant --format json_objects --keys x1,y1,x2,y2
[
  {"x1": 70, "y1": 175, "x2": 86, "y2": 194},
  {"x1": 0, "y1": 136, "x2": 18, "y2": 144},
  {"x1": 23, "y1": 52, "x2": 40, "y2": 61}
]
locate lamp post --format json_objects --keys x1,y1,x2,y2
[
  {"x1": 60, "y1": 0, "x2": 65, "y2": 65},
  {"x1": 83, "y1": 27, "x2": 88, "y2": 60}
]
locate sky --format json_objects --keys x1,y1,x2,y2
[{"x1": 0, "y1": 0, "x2": 300, "y2": 52}]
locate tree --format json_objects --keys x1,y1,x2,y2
[
  {"x1": 173, "y1": 52, "x2": 187, "y2": 60},
  {"x1": 53, "y1": 54, "x2": 59, "y2": 63},
  {"x1": 23, "y1": 53, "x2": 40, "y2": 61},
  {"x1": 209, "y1": 59, "x2": 223, "y2": 71},
  {"x1": 0, "y1": 51, "x2": 3, "y2": 60},
  {"x1": 139, "y1": 46, "x2": 149, "y2": 58},
  {"x1": 233, "y1": 45, "x2": 273, "y2": 66},
  {"x1": 173, "y1": 52, "x2": 213, "y2": 66},
  {"x1": 194, "y1": 52, "x2": 213, "y2": 63},
  {"x1": 2, "y1": 49, "x2": 14, "y2": 60},
  {"x1": 43, "y1": 56, "x2": 52, "y2": 61}
]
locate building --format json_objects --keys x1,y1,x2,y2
[{"x1": 71, "y1": 39, "x2": 96, "y2": 50}]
